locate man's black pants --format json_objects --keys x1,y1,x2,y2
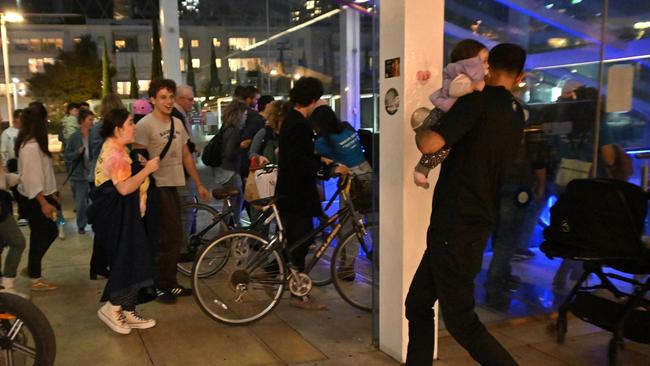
[
  {"x1": 155, "y1": 187, "x2": 183, "y2": 290},
  {"x1": 405, "y1": 235, "x2": 517, "y2": 366},
  {"x1": 280, "y1": 211, "x2": 313, "y2": 272}
]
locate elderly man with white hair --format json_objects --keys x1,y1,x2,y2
[{"x1": 172, "y1": 85, "x2": 203, "y2": 263}]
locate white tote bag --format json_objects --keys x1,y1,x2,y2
[
  {"x1": 555, "y1": 158, "x2": 592, "y2": 188},
  {"x1": 254, "y1": 166, "x2": 278, "y2": 199}
]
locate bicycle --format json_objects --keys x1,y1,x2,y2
[
  {"x1": 191, "y1": 174, "x2": 374, "y2": 325},
  {"x1": 177, "y1": 165, "x2": 278, "y2": 278},
  {"x1": 0, "y1": 293, "x2": 56, "y2": 366}
]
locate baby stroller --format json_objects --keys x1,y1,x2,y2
[{"x1": 540, "y1": 178, "x2": 650, "y2": 365}]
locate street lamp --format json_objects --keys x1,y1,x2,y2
[{"x1": 1, "y1": 11, "x2": 24, "y2": 125}]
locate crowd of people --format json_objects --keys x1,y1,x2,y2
[{"x1": 0, "y1": 75, "x2": 374, "y2": 334}]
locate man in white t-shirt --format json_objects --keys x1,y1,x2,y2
[{"x1": 134, "y1": 79, "x2": 211, "y2": 304}]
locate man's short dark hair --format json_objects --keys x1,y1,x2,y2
[
  {"x1": 79, "y1": 101, "x2": 90, "y2": 109},
  {"x1": 12, "y1": 109, "x2": 22, "y2": 120},
  {"x1": 257, "y1": 95, "x2": 275, "y2": 112},
  {"x1": 289, "y1": 77, "x2": 324, "y2": 107},
  {"x1": 66, "y1": 102, "x2": 80, "y2": 114},
  {"x1": 488, "y1": 43, "x2": 526, "y2": 76},
  {"x1": 148, "y1": 78, "x2": 176, "y2": 98}
]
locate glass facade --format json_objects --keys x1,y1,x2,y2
[{"x1": 442, "y1": 0, "x2": 650, "y2": 319}]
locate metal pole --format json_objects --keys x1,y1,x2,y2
[
  {"x1": 265, "y1": 0, "x2": 271, "y2": 94},
  {"x1": 1, "y1": 15, "x2": 13, "y2": 125},
  {"x1": 591, "y1": 0, "x2": 608, "y2": 177},
  {"x1": 12, "y1": 79, "x2": 18, "y2": 109}
]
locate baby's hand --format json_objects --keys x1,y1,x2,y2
[
  {"x1": 472, "y1": 80, "x2": 485, "y2": 91},
  {"x1": 413, "y1": 171, "x2": 430, "y2": 189}
]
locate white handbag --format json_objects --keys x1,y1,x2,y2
[
  {"x1": 254, "y1": 166, "x2": 278, "y2": 199},
  {"x1": 555, "y1": 158, "x2": 592, "y2": 187}
]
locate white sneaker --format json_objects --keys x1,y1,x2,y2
[
  {"x1": 17, "y1": 218, "x2": 28, "y2": 226},
  {"x1": 122, "y1": 310, "x2": 156, "y2": 329},
  {"x1": 0, "y1": 278, "x2": 28, "y2": 298},
  {"x1": 97, "y1": 302, "x2": 131, "y2": 334}
]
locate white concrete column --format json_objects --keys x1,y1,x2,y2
[
  {"x1": 340, "y1": 6, "x2": 361, "y2": 129},
  {"x1": 379, "y1": 0, "x2": 445, "y2": 363},
  {"x1": 159, "y1": 0, "x2": 182, "y2": 83}
]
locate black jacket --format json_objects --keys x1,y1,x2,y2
[
  {"x1": 88, "y1": 151, "x2": 158, "y2": 304},
  {"x1": 276, "y1": 109, "x2": 323, "y2": 217}
]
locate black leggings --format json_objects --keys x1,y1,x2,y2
[{"x1": 24, "y1": 196, "x2": 58, "y2": 279}]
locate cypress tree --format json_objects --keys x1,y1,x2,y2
[
  {"x1": 129, "y1": 58, "x2": 139, "y2": 99},
  {"x1": 151, "y1": 19, "x2": 163, "y2": 80},
  {"x1": 209, "y1": 44, "x2": 222, "y2": 96},
  {"x1": 101, "y1": 39, "x2": 112, "y2": 96},
  {"x1": 186, "y1": 44, "x2": 196, "y2": 94}
]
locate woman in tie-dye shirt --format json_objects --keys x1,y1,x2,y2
[{"x1": 89, "y1": 108, "x2": 161, "y2": 335}]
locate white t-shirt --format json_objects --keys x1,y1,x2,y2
[
  {"x1": 135, "y1": 113, "x2": 189, "y2": 187},
  {"x1": 17, "y1": 140, "x2": 57, "y2": 199},
  {"x1": 0, "y1": 126, "x2": 18, "y2": 164}
]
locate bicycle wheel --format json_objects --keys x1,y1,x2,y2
[
  {"x1": 305, "y1": 237, "x2": 336, "y2": 287},
  {"x1": 331, "y1": 231, "x2": 374, "y2": 311},
  {"x1": 192, "y1": 230, "x2": 286, "y2": 325},
  {"x1": 0, "y1": 293, "x2": 56, "y2": 366},
  {"x1": 178, "y1": 203, "x2": 230, "y2": 277}
]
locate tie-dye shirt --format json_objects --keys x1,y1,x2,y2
[{"x1": 95, "y1": 139, "x2": 150, "y2": 217}]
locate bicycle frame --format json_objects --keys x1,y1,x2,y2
[
  {"x1": 283, "y1": 176, "x2": 370, "y2": 275},
  {"x1": 189, "y1": 196, "x2": 273, "y2": 241}
]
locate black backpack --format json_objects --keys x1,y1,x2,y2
[
  {"x1": 201, "y1": 127, "x2": 226, "y2": 167},
  {"x1": 542, "y1": 178, "x2": 648, "y2": 259}
]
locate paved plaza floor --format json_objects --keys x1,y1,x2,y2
[{"x1": 6, "y1": 172, "x2": 649, "y2": 365}]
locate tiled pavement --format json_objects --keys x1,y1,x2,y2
[{"x1": 7, "y1": 171, "x2": 649, "y2": 365}]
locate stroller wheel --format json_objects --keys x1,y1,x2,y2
[{"x1": 556, "y1": 317, "x2": 567, "y2": 344}]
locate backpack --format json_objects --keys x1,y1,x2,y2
[
  {"x1": 542, "y1": 178, "x2": 648, "y2": 259},
  {"x1": 201, "y1": 127, "x2": 226, "y2": 167}
]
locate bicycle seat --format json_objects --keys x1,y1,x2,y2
[
  {"x1": 212, "y1": 188, "x2": 240, "y2": 200},
  {"x1": 248, "y1": 196, "x2": 279, "y2": 208}
]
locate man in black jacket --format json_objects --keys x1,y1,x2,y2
[
  {"x1": 405, "y1": 44, "x2": 527, "y2": 365},
  {"x1": 277, "y1": 77, "x2": 347, "y2": 310}
]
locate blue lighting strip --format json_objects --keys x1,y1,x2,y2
[{"x1": 492, "y1": 0, "x2": 602, "y2": 44}]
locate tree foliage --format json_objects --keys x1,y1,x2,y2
[
  {"x1": 186, "y1": 45, "x2": 196, "y2": 94},
  {"x1": 151, "y1": 19, "x2": 163, "y2": 81},
  {"x1": 129, "y1": 58, "x2": 139, "y2": 99},
  {"x1": 27, "y1": 35, "x2": 108, "y2": 121},
  {"x1": 102, "y1": 39, "x2": 112, "y2": 97},
  {"x1": 206, "y1": 44, "x2": 222, "y2": 97}
]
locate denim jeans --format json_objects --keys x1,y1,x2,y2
[
  {"x1": 485, "y1": 186, "x2": 544, "y2": 291},
  {"x1": 71, "y1": 180, "x2": 89, "y2": 229},
  {"x1": 0, "y1": 215, "x2": 26, "y2": 278}
]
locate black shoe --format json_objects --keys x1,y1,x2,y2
[
  {"x1": 505, "y1": 274, "x2": 521, "y2": 292},
  {"x1": 156, "y1": 289, "x2": 178, "y2": 304},
  {"x1": 513, "y1": 249, "x2": 535, "y2": 261},
  {"x1": 90, "y1": 269, "x2": 110, "y2": 280},
  {"x1": 169, "y1": 285, "x2": 192, "y2": 297}
]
